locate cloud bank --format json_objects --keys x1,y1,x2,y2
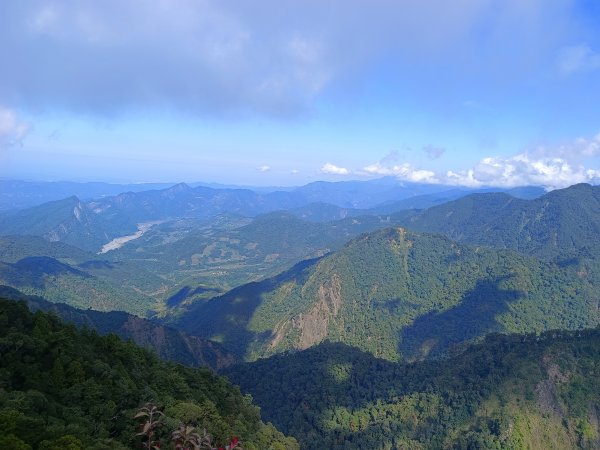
[
  {"x1": 0, "y1": 0, "x2": 580, "y2": 117},
  {"x1": 360, "y1": 133, "x2": 600, "y2": 189},
  {"x1": 362, "y1": 161, "x2": 438, "y2": 183}
]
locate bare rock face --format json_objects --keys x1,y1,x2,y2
[
  {"x1": 120, "y1": 314, "x2": 236, "y2": 370},
  {"x1": 293, "y1": 274, "x2": 342, "y2": 350}
]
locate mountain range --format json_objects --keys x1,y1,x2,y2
[
  {"x1": 0, "y1": 178, "x2": 545, "y2": 253},
  {"x1": 2, "y1": 179, "x2": 600, "y2": 449},
  {"x1": 402, "y1": 182, "x2": 600, "y2": 262}
]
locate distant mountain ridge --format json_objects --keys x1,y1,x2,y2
[
  {"x1": 0, "y1": 196, "x2": 134, "y2": 251},
  {"x1": 0, "y1": 178, "x2": 547, "y2": 252},
  {"x1": 401, "y1": 183, "x2": 600, "y2": 262},
  {"x1": 0, "y1": 179, "x2": 176, "y2": 211}
]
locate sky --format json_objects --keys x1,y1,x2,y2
[{"x1": 1, "y1": 0, "x2": 600, "y2": 189}]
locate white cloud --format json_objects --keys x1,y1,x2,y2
[
  {"x1": 362, "y1": 133, "x2": 600, "y2": 189},
  {"x1": 423, "y1": 144, "x2": 446, "y2": 159},
  {"x1": 444, "y1": 133, "x2": 600, "y2": 189},
  {"x1": 557, "y1": 44, "x2": 600, "y2": 75},
  {"x1": 291, "y1": 169, "x2": 300, "y2": 174},
  {"x1": 362, "y1": 161, "x2": 438, "y2": 183},
  {"x1": 320, "y1": 162, "x2": 349, "y2": 175},
  {"x1": 257, "y1": 165, "x2": 271, "y2": 172},
  {"x1": 0, "y1": 107, "x2": 30, "y2": 148},
  {"x1": 530, "y1": 133, "x2": 600, "y2": 161},
  {"x1": 445, "y1": 153, "x2": 600, "y2": 190}
]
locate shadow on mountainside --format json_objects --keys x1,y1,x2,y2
[
  {"x1": 1, "y1": 256, "x2": 90, "y2": 289},
  {"x1": 400, "y1": 275, "x2": 522, "y2": 361},
  {"x1": 165, "y1": 286, "x2": 224, "y2": 308},
  {"x1": 171, "y1": 256, "x2": 324, "y2": 359},
  {"x1": 78, "y1": 260, "x2": 116, "y2": 270},
  {"x1": 224, "y1": 332, "x2": 566, "y2": 450}
]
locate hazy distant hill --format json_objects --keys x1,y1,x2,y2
[
  {"x1": 226, "y1": 329, "x2": 600, "y2": 449},
  {"x1": 0, "y1": 177, "x2": 548, "y2": 252},
  {"x1": 0, "y1": 179, "x2": 175, "y2": 211},
  {"x1": 367, "y1": 185, "x2": 545, "y2": 215},
  {"x1": 86, "y1": 178, "x2": 447, "y2": 225},
  {"x1": 289, "y1": 186, "x2": 545, "y2": 222},
  {"x1": 0, "y1": 196, "x2": 138, "y2": 251},
  {"x1": 173, "y1": 227, "x2": 597, "y2": 361},
  {"x1": 290, "y1": 178, "x2": 452, "y2": 208},
  {"x1": 0, "y1": 234, "x2": 93, "y2": 263}
]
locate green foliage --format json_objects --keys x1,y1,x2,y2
[
  {"x1": 0, "y1": 434, "x2": 32, "y2": 450},
  {"x1": 226, "y1": 329, "x2": 600, "y2": 449},
  {"x1": 0, "y1": 299, "x2": 298, "y2": 450},
  {"x1": 38, "y1": 435, "x2": 83, "y2": 450},
  {"x1": 112, "y1": 211, "x2": 405, "y2": 308},
  {"x1": 0, "y1": 210, "x2": 404, "y2": 317}
]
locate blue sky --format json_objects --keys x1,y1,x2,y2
[{"x1": 1, "y1": 0, "x2": 600, "y2": 188}]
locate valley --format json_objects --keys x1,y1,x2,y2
[{"x1": 98, "y1": 221, "x2": 160, "y2": 253}]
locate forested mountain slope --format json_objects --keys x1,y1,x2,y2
[
  {"x1": 174, "y1": 227, "x2": 598, "y2": 361},
  {"x1": 0, "y1": 196, "x2": 137, "y2": 252},
  {"x1": 0, "y1": 299, "x2": 298, "y2": 450},
  {"x1": 116, "y1": 211, "x2": 412, "y2": 306}
]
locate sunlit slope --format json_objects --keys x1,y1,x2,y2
[{"x1": 175, "y1": 227, "x2": 597, "y2": 361}]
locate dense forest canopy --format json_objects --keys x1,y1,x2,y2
[{"x1": 0, "y1": 299, "x2": 298, "y2": 450}]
